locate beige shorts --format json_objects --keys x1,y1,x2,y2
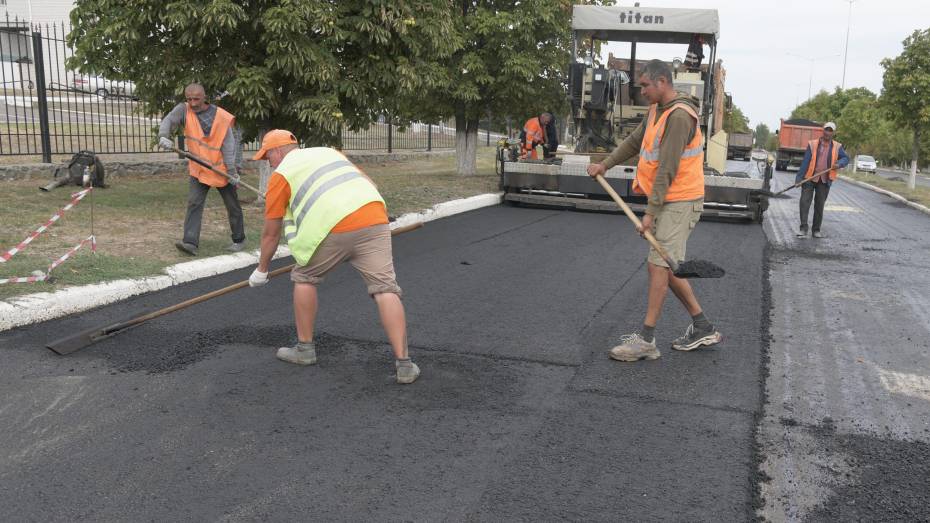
[
  {"x1": 291, "y1": 223, "x2": 402, "y2": 297},
  {"x1": 647, "y1": 199, "x2": 703, "y2": 268}
]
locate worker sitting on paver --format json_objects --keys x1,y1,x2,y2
[
  {"x1": 158, "y1": 83, "x2": 245, "y2": 256},
  {"x1": 247, "y1": 131, "x2": 419, "y2": 384},
  {"x1": 795, "y1": 122, "x2": 849, "y2": 239},
  {"x1": 586, "y1": 59, "x2": 722, "y2": 362},
  {"x1": 520, "y1": 112, "x2": 554, "y2": 160}
]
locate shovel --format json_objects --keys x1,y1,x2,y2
[
  {"x1": 752, "y1": 167, "x2": 833, "y2": 198},
  {"x1": 46, "y1": 222, "x2": 423, "y2": 355},
  {"x1": 168, "y1": 145, "x2": 265, "y2": 198},
  {"x1": 594, "y1": 175, "x2": 724, "y2": 279}
]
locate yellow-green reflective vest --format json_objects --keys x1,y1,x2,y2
[{"x1": 278, "y1": 147, "x2": 385, "y2": 265}]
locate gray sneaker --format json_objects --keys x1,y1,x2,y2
[
  {"x1": 671, "y1": 324, "x2": 722, "y2": 351},
  {"x1": 609, "y1": 334, "x2": 660, "y2": 362},
  {"x1": 812, "y1": 230, "x2": 824, "y2": 239},
  {"x1": 227, "y1": 241, "x2": 245, "y2": 252},
  {"x1": 175, "y1": 241, "x2": 198, "y2": 256},
  {"x1": 276, "y1": 342, "x2": 317, "y2": 365},
  {"x1": 795, "y1": 226, "x2": 808, "y2": 238},
  {"x1": 396, "y1": 360, "x2": 420, "y2": 384}
]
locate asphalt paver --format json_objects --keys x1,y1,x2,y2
[{"x1": 1, "y1": 204, "x2": 766, "y2": 520}]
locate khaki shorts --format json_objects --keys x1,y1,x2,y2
[
  {"x1": 647, "y1": 199, "x2": 703, "y2": 268},
  {"x1": 291, "y1": 223, "x2": 402, "y2": 297}
]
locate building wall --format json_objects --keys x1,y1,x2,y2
[{"x1": 2, "y1": 0, "x2": 74, "y2": 25}]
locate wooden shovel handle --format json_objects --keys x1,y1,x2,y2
[
  {"x1": 776, "y1": 167, "x2": 833, "y2": 196},
  {"x1": 594, "y1": 174, "x2": 679, "y2": 272},
  {"x1": 173, "y1": 146, "x2": 265, "y2": 198}
]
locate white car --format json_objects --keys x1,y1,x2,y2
[
  {"x1": 72, "y1": 75, "x2": 136, "y2": 99},
  {"x1": 855, "y1": 155, "x2": 877, "y2": 173}
]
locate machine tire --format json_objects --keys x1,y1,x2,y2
[{"x1": 95, "y1": 88, "x2": 109, "y2": 98}]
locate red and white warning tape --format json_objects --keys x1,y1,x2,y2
[
  {"x1": 0, "y1": 188, "x2": 92, "y2": 263},
  {"x1": 0, "y1": 188, "x2": 96, "y2": 284}
]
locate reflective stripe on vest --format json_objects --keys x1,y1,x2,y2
[
  {"x1": 804, "y1": 139, "x2": 842, "y2": 181},
  {"x1": 183, "y1": 105, "x2": 234, "y2": 188},
  {"x1": 634, "y1": 102, "x2": 705, "y2": 202},
  {"x1": 277, "y1": 148, "x2": 385, "y2": 265}
]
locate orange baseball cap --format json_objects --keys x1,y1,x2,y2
[{"x1": 252, "y1": 129, "x2": 298, "y2": 160}]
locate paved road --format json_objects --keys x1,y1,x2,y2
[
  {"x1": 872, "y1": 167, "x2": 930, "y2": 189},
  {"x1": 0, "y1": 206, "x2": 767, "y2": 520},
  {"x1": 758, "y1": 171, "x2": 930, "y2": 520}
]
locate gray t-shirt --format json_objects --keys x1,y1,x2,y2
[{"x1": 159, "y1": 103, "x2": 237, "y2": 175}]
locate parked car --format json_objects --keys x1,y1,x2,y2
[
  {"x1": 855, "y1": 154, "x2": 877, "y2": 173},
  {"x1": 71, "y1": 75, "x2": 136, "y2": 99}
]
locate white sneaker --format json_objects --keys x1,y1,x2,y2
[
  {"x1": 609, "y1": 334, "x2": 660, "y2": 362},
  {"x1": 276, "y1": 342, "x2": 317, "y2": 365}
]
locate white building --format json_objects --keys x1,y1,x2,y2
[
  {"x1": 2, "y1": 0, "x2": 74, "y2": 25},
  {"x1": 1, "y1": 1, "x2": 74, "y2": 88}
]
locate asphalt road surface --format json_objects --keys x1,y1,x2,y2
[
  {"x1": 759, "y1": 171, "x2": 930, "y2": 520},
  {"x1": 0, "y1": 205, "x2": 767, "y2": 520},
  {"x1": 872, "y1": 167, "x2": 930, "y2": 189}
]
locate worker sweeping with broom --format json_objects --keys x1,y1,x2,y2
[
  {"x1": 586, "y1": 60, "x2": 722, "y2": 362},
  {"x1": 247, "y1": 131, "x2": 419, "y2": 384}
]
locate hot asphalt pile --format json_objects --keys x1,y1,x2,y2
[{"x1": 0, "y1": 205, "x2": 766, "y2": 520}]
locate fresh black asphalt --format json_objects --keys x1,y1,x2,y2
[{"x1": 0, "y1": 205, "x2": 767, "y2": 520}]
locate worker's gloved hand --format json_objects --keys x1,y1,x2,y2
[
  {"x1": 158, "y1": 136, "x2": 175, "y2": 151},
  {"x1": 227, "y1": 171, "x2": 240, "y2": 186},
  {"x1": 249, "y1": 268, "x2": 268, "y2": 287},
  {"x1": 586, "y1": 163, "x2": 607, "y2": 178}
]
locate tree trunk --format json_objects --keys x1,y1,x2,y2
[
  {"x1": 909, "y1": 128, "x2": 919, "y2": 190},
  {"x1": 455, "y1": 113, "x2": 479, "y2": 176}
]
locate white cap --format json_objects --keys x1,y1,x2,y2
[{"x1": 823, "y1": 122, "x2": 836, "y2": 130}]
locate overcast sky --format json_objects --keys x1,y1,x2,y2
[{"x1": 596, "y1": 0, "x2": 929, "y2": 131}]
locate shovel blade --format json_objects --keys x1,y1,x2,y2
[
  {"x1": 46, "y1": 326, "x2": 106, "y2": 355},
  {"x1": 673, "y1": 259, "x2": 725, "y2": 279}
]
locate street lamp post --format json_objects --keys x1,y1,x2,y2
[
  {"x1": 842, "y1": 0, "x2": 857, "y2": 89},
  {"x1": 787, "y1": 53, "x2": 840, "y2": 101}
]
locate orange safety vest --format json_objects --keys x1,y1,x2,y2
[
  {"x1": 633, "y1": 103, "x2": 705, "y2": 202},
  {"x1": 521, "y1": 117, "x2": 545, "y2": 159},
  {"x1": 804, "y1": 139, "x2": 842, "y2": 181},
  {"x1": 184, "y1": 105, "x2": 235, "y2": 187}
]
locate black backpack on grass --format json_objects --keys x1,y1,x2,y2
[{"x1": 42, "y1": 150, "x2": 107, "y2": 191}]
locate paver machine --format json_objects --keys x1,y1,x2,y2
[{"x1": 499, "y1": 5, "x2": 770, "y2": 222}]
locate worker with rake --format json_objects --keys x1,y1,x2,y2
[
  {"x1": 247, "y1": 131, "x2": 419, "y2": 384},
  {"x1": 587, "y1": 59, "x2": 722, "y2": 362}
]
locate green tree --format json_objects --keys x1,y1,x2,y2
[
  {"x1": 836, "y1": 95, "x2": 880, "y2": 156},
  {"x1": 765, "y1": 134, "x2": 779, "y2": 152},
  {"x1": 754, "y1": 123, "x2": 770, "y2": 148},
  {"x1": 67, "y1": 0, "x2": 459, "y2": 145},
  {"x1": 723, "y1": 104, "x2": 750, "y2": 134},
  {"x1": 880, "y1": 27, "x2": 930, "y2": 189},
  {"x1": 402, "y1": 1, "x2": 578, "y2": 175}
]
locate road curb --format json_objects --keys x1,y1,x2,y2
[
  {"x1": 839, "y1": 175, "x2": 930, "y2": 216},
  {"x1": 0, "y1": 192, "x2": 503, "y2": 332}
]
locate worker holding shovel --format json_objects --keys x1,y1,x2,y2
[
  {"x1": 586, "y1": 59, "x2": 722, "y2": 362},
  {"x1": 158, "y1": 83, "x2": 245, "y2": 256},
  {"x1": 795, "y1": 122, "x2": 849, "y2": 238},
  {"x1": 247, "y1": 131, "x2": 419, "y2": 384}
]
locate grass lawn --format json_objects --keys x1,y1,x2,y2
[
  {"x1": 0, "y1": 148, "x2": 498, "y2": 301},
  {"x1": 841, "y1": 169, "x2": 930, "y2": 208}
]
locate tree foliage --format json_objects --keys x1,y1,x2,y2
[
  {"x1": 723, "y1": 104, "x2": 750, "y2": 134},
  {"x1": 67, "y1": 0, "x2": 459, "y2": 144},
  {"x1": 880, "y1": 27, "x2": 930, "y2": 186},
  {"x1": 754, "y1": 123, "x2": 770, "y2": 148}
]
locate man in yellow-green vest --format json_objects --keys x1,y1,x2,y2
[{"x1": 248, "y1": 130, "x2": 419, "y2": 384}]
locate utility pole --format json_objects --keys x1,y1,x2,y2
[
  {"x1": 788, "y1": 53, "x2": 840, "y2": 101},
  {"x1": 842, "y1": 0, "x2": 857, "y2": 89}
]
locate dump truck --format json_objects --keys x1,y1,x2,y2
[
  {"x1": 727, "y1": 132, "x2": 753, "y2": 161},
  {"x1": 498, "y1": 5, "x2": 771, "y2": 222},
  {"x1": 775, "y1": 119, "x2": 822, "y2": 171}
]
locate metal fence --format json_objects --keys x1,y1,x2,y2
[{"x1": 0, "y1": 18, "x2": 507, "y2": 162}]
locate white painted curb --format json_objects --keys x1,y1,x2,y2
[
  {"x1": 0, "y1": 192, "x2": 503, "y2": 331},
  {"x1": 839, "y1": 176, "x2": 930, "y2": 216}
]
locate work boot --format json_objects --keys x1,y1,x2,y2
[
  {"x1": 227, "y1": 241, "x2": 245, "y2": 252},
  {"x1": 175, "y1": 241, "x2": 198, "y2": 256},
  {"x1": 608, "y1": 334, "x2": 660, "y2": 362},
  {"x1": 396, "y1": 359, "x2": 420, "y2": 384},
  {"x1": 276, "y1": 341, "x2": 317, "y2": 365},
  {"x1": 671, "y1": 323, "x2": 722, "y2": 351},
  {"x1": 795, "y1": 225, "x2": 808, "y2": 238},
  {"x1": 812, "y1": 230, "x2": 824, "y2": 239}
]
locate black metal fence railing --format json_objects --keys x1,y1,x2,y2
[{"x1": 0, "y1": 17, "x2": 509, "y2": 162}]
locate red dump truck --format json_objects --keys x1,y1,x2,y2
[{"x1": 775, "y1": 119, "x2": 823, "y2": 171}]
